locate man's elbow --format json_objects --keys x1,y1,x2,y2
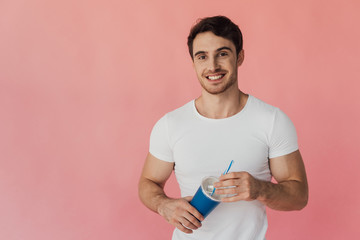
[{"x1": 294, "y1": 192, "x2": 308, "y2": 210}]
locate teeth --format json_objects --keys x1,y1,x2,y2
[{"x1": 207, "y1": 75, "x2": 224, "y2": 80}]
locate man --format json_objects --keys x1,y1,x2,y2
[{"x1": 138, "y1": 16, "x2": 308, "y2": 239}]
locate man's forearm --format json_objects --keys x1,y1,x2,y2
[
  {"x1": 138, "y1": 177, "x2": 170, "y2": 214},
  {"x1": 257, "y1": 179, "x2": 308, "y2": 211},
  {"x1": 139, "y1": 177, "x2": 204, "y2": 234}
]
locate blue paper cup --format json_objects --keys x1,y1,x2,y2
[{"x1": 190, "y1": 176, "x2": 222, "y2": 219}]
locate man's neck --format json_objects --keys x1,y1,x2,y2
[{"x1": 195, "y1": 88, "x2": 248, "y2": 119}]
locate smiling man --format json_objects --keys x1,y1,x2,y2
[{"x1": 139, "y1": 16, "x2": 308, "y2": 240}]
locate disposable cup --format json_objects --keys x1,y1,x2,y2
[{"x1": 189, "y1": 176, "x2": 222, "y2": 219}]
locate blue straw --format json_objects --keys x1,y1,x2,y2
[
  {"x1": 211, "y1": 160, "x2": 234, "y2": 196},
  {"x1": 223, "y1": 160, "x2": 234, "y2": 175}
]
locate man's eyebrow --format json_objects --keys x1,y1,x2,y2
[
  {"x1": 194, "y1": 47, "x2": 233, "y2": 57},
  {"x1": 194, "y1": 51, "x2": 206, "y2": 57},
  {"x1": 216, "y1": 47, "x2": 233, "y2": 52}
]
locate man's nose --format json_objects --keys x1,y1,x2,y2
[{"x1": 208, "y1": 57, "x2": 220, "y2": 72}]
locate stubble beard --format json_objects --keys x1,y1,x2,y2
[{"x1": 199, "y1": 73, "x2": 238, "y2": 95}]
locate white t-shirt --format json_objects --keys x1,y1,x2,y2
[{"x1": 149, "y1": 95, "x2": 298, "y2": 240}]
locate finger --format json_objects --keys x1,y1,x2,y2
[
  {"x1": 186, "y1": 204, "x2": 204, "y2": 222},
  {"x1": 183, "y1": 196, "x2": 193, "y2": 202},
  {"x1": 214, "y1": 179, "x2": 240, "y2": 188},
  {"x1": 183, "y1": 211, "x2": 202, "y2": 228},
  {"x1": 219, "y1": 172, "x2": 238, "y2": 180},
  {"x1": 215, "y1": 186, "x2": 239, "y2": 195},
  {"x1": 180, "y1": 216, "x2": 199, "y2": 230},
  {"x1": 221, "y1": 191, "x2": 253, "y2": 202},
  {"x1": 219, "y1": 171, "x2": 247, "y2": 180},
  {"x1": 174, "y1": 221, "x2": 193, "y2": 234}
]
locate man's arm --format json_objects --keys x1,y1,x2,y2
[
  {"x1": 138, "y1": 153, "x2": 204, "y2": 233},
  {"x1": 214, "y1": 150, "x2": 308, "y2": 211}
]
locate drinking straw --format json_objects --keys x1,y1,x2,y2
[
  {"x1": 211, "y1": 160, "x2": 234, "y2": 196},
  {"x1": 223, "y1": 159, "x2": 234, "y2": 175}
]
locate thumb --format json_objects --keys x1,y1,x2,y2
[{"x1": 183, "y1": 196, "x2": 193, "y2": 202}]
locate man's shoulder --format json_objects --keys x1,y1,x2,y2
[
  {"x1": 152, "y1": 100, "x2": 194, "y2": 129},
  {"x1": 248, "y1": 95, "x2": 279, "y2": 115},
  {"x1": 153, "y1": 100, "x2": 195, "y2": 135},
  {"x1": 248, "y1": 95, "x2": 294, "y2": 129},
  {"x1": 164, "y1": 100, "x2": 194, "y2": 120}
]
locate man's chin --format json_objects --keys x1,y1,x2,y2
[
  {"x1": 201, "y1": 82, "x2": 236, "y2": 95},
  {"x1": 203, "y1": 87, "x2": 227, "y2": 95}
]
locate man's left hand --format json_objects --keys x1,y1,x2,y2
[{"x1": 213, "y1": 172, "x2": 262, "y2": 202}]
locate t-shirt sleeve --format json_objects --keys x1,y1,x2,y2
[
  {"x1": 268, "y1": 108, "x2": 299, "y2": 159},
  {"x1": 149, "y1": 115, "x2": 174, "y2": 162}
]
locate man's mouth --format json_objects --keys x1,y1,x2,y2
[{"x1": 206, "y1": 74, "x2": 225, "y2": 81}]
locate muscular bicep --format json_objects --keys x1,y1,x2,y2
[
  {"x1": 140, "y1": 152, "x2": 175, "y2": 188},
  {"x1": 269, "y1": 150, "x2": 307, "y2": 185}
]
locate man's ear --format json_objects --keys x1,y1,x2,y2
[{"x1": 237, "y1": 49, "x2": 244, "y2": 67}]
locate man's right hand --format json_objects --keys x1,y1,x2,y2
[
  {"x1": 139, "y1": 154, "x2": 204, "y2": 234},
  {"x1": 157, "y1": 196, "x2": 204, "y2": 234}
]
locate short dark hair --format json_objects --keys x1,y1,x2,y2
[{"x1": 187, "y1": 16, "x2": 243, "y2": 60}]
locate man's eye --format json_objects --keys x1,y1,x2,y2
[
  {"x1": 219, "y1": 52, "x2": 228, "y2": 57},
  {"x1": 197, "y1": 55, "x2": 206, "y2": 60}
]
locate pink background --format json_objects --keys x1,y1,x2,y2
[{"x1": 1, "y1": 0, "x2": 359, "y2": 239}]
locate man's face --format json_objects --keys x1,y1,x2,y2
[{"x1": 192, "y1": 31, "x2": 243, "y2": 95}]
